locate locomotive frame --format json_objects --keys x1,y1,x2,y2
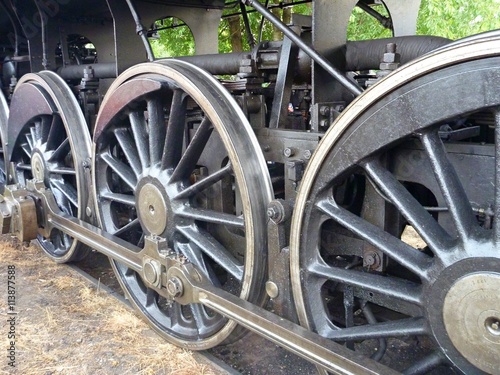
[{"x1": 1, "y1": 1, "x2": 499, "y2": 374}]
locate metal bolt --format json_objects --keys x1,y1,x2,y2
[
  {"x1": 86, "y1": 206, "x2": 92, "y2": 217},
  {"x1": 364, "y1": 252, "x2": 380, "y2": 267},
  {"x1": 267, "y1": 200, "x2": 289, "y2": 224},
  {"x1": 303, "y1": 150, "x2": 312, "y2": 160},
  {"x1": 167, "y1": 277, "x2": 184, "y2": 298},
  {"x1": 267, "y1": 206, "x2": 280, "y2": 221},
  {"x1": 266, "y1": 281, "x2": 279, "y2": 299},
  {"x1": 319, "y1": 105, "x2": 330, "y2": 116},
  {"x1": 492, "y1": 321, "x2": 499, "y2": 331},
  {"x1": 284, "y1": 147, "x2": 295, "y2": 158}
]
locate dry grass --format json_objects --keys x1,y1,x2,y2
[{"x1": 0, "y1": 237, "x2": 217, "y2": 375}]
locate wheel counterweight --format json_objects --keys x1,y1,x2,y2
[
  {"x1": 6, "y1": 72, "x2": 93, "y2": 262},
  {"x1": 291, "y1": 35, "x2": 500, "y2": 374},
  {"x1": 92, "y1": 60, "x2": 273, "y2": 349}
]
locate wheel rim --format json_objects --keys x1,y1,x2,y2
[
  {"x1": 0, "y1": 90, "x2": 8, "y2": 188},
  {"x1": 93, "y1": 60, "x2": 272, "y2": 349},
  {"x1": 291, "y1": 37, "x2": 500, "y2": 374},
  {"x1": 7, "y1": 72, "x2": 92, "y2": 262}
]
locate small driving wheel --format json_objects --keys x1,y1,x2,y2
[
  {"x1": 7, "y1": 71, "x2": 93, "y2": 262},
  {"x1": 93, "y1": 60, "x2": 273, "y2": 349},
  {"x1": 291, "y1": 33, "x2": 500, "y2": 374}
]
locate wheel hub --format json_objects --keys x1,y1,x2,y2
[
  {"x1": 137, "y1": 182, "x2": 168, "y2": 235},
  {"x1": 31, "y1": 152, "x2": 47, "y2": 183},
  {"x1": 443, "y1": 272, "x2": 500, "y2": 374}
]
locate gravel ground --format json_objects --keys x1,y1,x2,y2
[{"x1": 0, "y1": 237, "x2": 221, "y2": 375}]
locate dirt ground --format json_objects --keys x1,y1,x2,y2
[{"x1": 0, "y1": 237, "x2": 219, "y2": 375}]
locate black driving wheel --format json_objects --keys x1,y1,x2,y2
[
  {"x1": 93, "y1": 60, "x2": 273, "y2": 349},
  {"x1": 291, "y1": 34, "x2": 500, "y2": 374},
  {"x1": 7, "y1": 71, "x2": 92, "y2": 262}
]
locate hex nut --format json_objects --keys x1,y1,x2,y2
[{"x1": 167, "y1": 277, "x2": 184, "y2": 298}]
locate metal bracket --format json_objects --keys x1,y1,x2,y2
[{"x1": 0, "y1": 184, "x2": 38, "y2": 242}]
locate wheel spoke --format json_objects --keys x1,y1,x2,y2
[
  {"x1": 148, "y1": 97, "x2": 166, "y2": 166},
  {"x1": 176, "y1": 242, "x2": 214, "y2": 281},
  {"x1": 25, "y1": 132, "x2": 34, "y2": 151},
  {"x1": 190, "y1": 303, "x2": 218, "y2": 336},
  {"x1": 363, "y1": 159, "x2": 453, "y2": 254},
  {"x1": 48, "y1": 138, "x2": 70, "y2": 162},
  {"x1": 325, "y1": 317, "x2": 427, "y2": 341},
  {"x1": 419, "y1": 130, "x2": 475, "y2": 242},
  {"x1": 170, "y1": 117, "x2": 213, "y2": 182},
  {"x1": 100, "y1": 150, "x2": 138, "y2": 190},
  {"x1": 16, "y1": 163, "x2": 32, "y2": 171},
  {"x1": 308, "y1": 262, "x2": 422, "y2": 306},
  {"x1": 174, "y1": 162, "x2": 232, "y2": 200},
  {"x1": 50, "y1": 179, "x2": 78, "y2": 208},
  {"x1": 46, "y1": 116, "x2": 64, "y2": 151},
  {"x1": 129, "y1": 111, "x2": 150, "y2": 170},
  {"x1": 50, "y1": 167, "x2": 76, "y2": 176},
  {"x1": 161, "y1": 90, "x2": 187, "y2": 170},
  {"x1": 177, "y1": 207, "x2": 244, "y2": 229},
  {"x1": 35, "y1": 117, "x2": 51, "y2": 144},
  {"x1": 317, "y1": 199, "x2": 433, "y2": 280},
  {"x1": 403, "y1": 351, "x2": 448, "y2": 375},
  {"x1": 21, "y1": 144, "x2": 31, "y2": 158},
  {"x1": 145, "y1": 288, "x2": 158, "y2": 308},
  {"x1": 101, "y1": 191, "x2": 136, "y2": 206},
  {"x1": 178, "y1": 226, "x2": 244, "y2": 282},
  {"x1": 114, "y1": 128, "x2": 142, "y2": 177},
  {"x1": 30, "y1": 127, "x2": 38, "y2": 146},
  {"x1": 113, "y1": 218, "x2": 141, "y2": 237}
]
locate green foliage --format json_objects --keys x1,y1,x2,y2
[
  {"x1": 150, "y1": 1, "x2": 500, "y2": 57},
  {"x1": 417, "y1": 0, "x2": 500, "y2": 39},
  {"x1": 347, "y1": 4, "x2": 393, "y2": 41},
  {"x1": 150, "y1": 17, "x2": 195, "y2": 58}
]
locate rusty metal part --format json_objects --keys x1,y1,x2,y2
[{"x1": 0, "y1": 185, "x2": 37, "y2": 242}]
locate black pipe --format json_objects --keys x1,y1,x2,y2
[
  {"x1": 56, "y1": 36, "x2": 450, "y2": 82},
  {"x1": 57, "y1": 63, "x2": 118, "y2": 80},
  {"x1": 242, "y1": 0, "x2": 364, "y2": 97},
  {"x1": 125, "y1": 0, "x2": 155, "y2": 62},
  {"x1": 345, "y1": 36, "x2": 451, "y2": 71}
]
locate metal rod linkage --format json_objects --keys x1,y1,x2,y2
[{"x1": 242, "y1": 0, "x2": 363, "y2": 97}]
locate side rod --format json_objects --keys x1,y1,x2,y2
[
  {"x1": 242, "y1": 0, "x2": 363, "y2": 96},
  {"x1": 193, "y1": 283, "x2": 398, "y2": 375}
]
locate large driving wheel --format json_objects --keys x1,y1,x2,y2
[
  {"x1": 7, "y1": 71, "x2": 92, "y2": 262},
  {"x1": 291, "y1": 34, "x2": 500, "y2": 374},
  {"x1": 0, "y1": 90, "x2": 8, "y2": 188},
  {"x1": 93, "y1": 60, "x2": 273, "y2": 349}
]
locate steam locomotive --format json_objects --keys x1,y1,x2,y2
[{"x1": 1, "y1": 1, "x2": 499, "y2": 373}]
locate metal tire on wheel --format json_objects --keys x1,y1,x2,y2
[
  {"x1": 291, "y1": 34, "x2": 500, "y2": 374},
  {"x1": 0, "y1": 90, "x2": 9, "y2": 189},
  {"x1": 7, "y1": 71, "x2": 93, "y2": 262},
  {"x1": 92, "y1": 60, "x2": 273, "y2": 349}
]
